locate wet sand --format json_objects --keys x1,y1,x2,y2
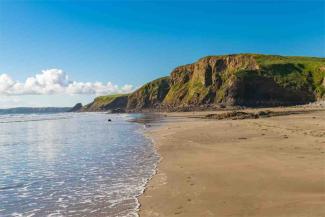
[{"x1": 139, "y1": 107, "x2": 325, "y2": 217}]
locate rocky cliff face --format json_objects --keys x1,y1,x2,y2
[
  {"x1": 69, "y1": 103, "x2": 83, "y2": 112},
  {"x1": 127, "y1": 77, "x2": 170, "y2": 110},
  {"x1": 81, "y1": 54, "x2": 325, "y2": 112},
  {"x1": 162, "y1": 55, "x2": 261, "y2": 107}
]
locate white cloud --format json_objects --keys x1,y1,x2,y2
[{"x1": 0, "y1": 69, "x2": 133, "y2": 96}]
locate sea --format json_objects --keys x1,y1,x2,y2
[{"x1": 0, "y1": 112, "x2": 159, "y2": 217}]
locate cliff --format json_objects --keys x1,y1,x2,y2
[
  {"x1": 80, "y1": 94, "x2": 129, "y2": 112},
  {"x1": 69, "y1": 103, "x2": 83, "y2": 112},
  {"x1": 127, "y1": 77, "x2": 170, "y2": 110},
  {"x1": 80, "y1": 54, "x2": 325, "y2": 112}
]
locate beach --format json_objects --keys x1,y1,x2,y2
[{"x1": 139, "y1": 107, "x2": 325, "y2": 217}]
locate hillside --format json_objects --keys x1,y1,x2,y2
[
  {"x1": 77, "y1": 54, "x2": 325, "y2": 112},
  {"x1": 0, "y1": 107, "x2": 71, "y2": 114},
  {"x1": 79, "y1": 94, "x2": 129, "y2": 112}
]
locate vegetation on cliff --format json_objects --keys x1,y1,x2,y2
[
  {"x1": 69, "y1": 103, "x2": 83, "y2": 112},
  {"x1": 78, "y1": 54, "x2": 325, "y2": 112},
  {"x1": 127, "y1": 76, "x2": 170, "y2": 110},
  {"x1": 254, "y1": 55, "x2": 325, "y2": 99},
  {"x1": 80, "y1": 94, "x2": 129, "y2": 112}
]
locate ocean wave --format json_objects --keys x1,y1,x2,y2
[
  {"x1": 0, "y1": 114, "x2": 74, "y2": 124},
  {"x1": 0, "y1": 113, "x2": 159, "y2": 217}
]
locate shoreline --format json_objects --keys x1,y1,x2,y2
[
  {"x1": 135, "y1": 131, "x2": 161, "y2": 217},
  {"x1": 139, "y1": 107, "x2": 325, "y2": 217}
]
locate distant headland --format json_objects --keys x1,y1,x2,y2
[{"x1": 0, "y1": 107, "x2": 71, "y2": 115}]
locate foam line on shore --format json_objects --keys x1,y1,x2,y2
[{"x1": 134, "y1": 126, "x2": 161, "y2": 217}]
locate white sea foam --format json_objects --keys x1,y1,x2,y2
[{"x1": 0, "y1": 113, "x2": 159, "y2": 217}]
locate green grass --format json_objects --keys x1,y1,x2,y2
[
  {"x1": 95, "y1": 93, "x2": 129, "y2": 103},
  {"x1": 254, "y1": 55, "x2": 325, "y2": 97},
  {"x1": 127, "y1": 76, "x2": 170, "y2": 108},
  {"x1": 186, "y1": 80, "x2": 210, "y2": 103},
  {"x1": 163, "y1": 82, "x2": 188, "y2": 104},
  {"x1": 83, "y1": 93, "x2": 130, "y2": 110}
]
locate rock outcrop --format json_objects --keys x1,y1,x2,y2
[
  {"x1": 80, "y1": 54, "x2": 325, "y2": 112},
  {"x1": 69, "y1": 103, "x2": 83, "y2": 112},
  {"x1": 127, "y1": 77, "x2": 170, "y2": 110}
]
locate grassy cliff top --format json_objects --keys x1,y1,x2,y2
[
  {"x1": 197, "y1": 53, "x2": 325, "y2": 62},
  {"x1": 82, "y1": 93, "x2": 130, "y2": 111},
  {"x1": 94, "y1": 93, "x2": 129, "y2": 103},
  {"x1": 133, "y1": 76, "x2": 170, "y2": 93}
]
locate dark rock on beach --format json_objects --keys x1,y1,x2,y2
[{"x1": 204, "y1": 109, "x2": 317, "y2": 120}]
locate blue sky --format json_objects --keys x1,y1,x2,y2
[{"x1": 0, "y1": 0, "x2": 324, "y2": 108}]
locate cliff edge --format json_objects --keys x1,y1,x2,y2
[{"x1": 80, "y1": 54, "x2": 325, "y2": 112}]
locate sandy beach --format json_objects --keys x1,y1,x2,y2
[{"x1": 139, "y1": 107, "x2": 325, "y2": 217}]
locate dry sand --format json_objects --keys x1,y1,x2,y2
[{"x1": 139, "y1": 108, "x2": 325, "y2": 217}]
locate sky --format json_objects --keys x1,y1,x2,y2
[{"x1": 0, "y1": 0, "x2": 324, "y2": 108}]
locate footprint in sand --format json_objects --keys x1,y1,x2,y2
[
  {"x1": 186, "y1": 175, "x2": 195, "y2": 186},
  {"x1": 174, "y1": 206, "x2": 183, "y2": 215}
]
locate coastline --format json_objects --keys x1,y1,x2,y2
[
  {"x1": 139, "y1": 107, "x2": 325, "y2": 217},
  {"x1": 135, "y1": 131, "x2": 161, "y2": 217}
]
